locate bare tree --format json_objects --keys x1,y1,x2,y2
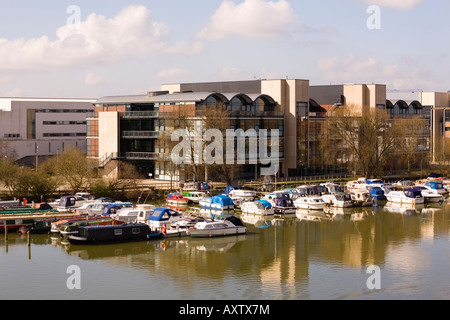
[{"x1": 327, "y1": 104, "x2": 399, "y2": 177}]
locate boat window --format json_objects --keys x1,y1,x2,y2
[
  {"x1": 214, "y1": 224, "x2": 228, "y2": 228},
  {"x1": 114, "y1": 229, "x2": 123, "y2": 236},
  {"x1": 132, "y1": 228, "x2": 141, "y2": 235}
]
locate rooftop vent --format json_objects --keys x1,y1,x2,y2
[{"x1": 147, "y1": 91, "x2": 169, "y2": 98}]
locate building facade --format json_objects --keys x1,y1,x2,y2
[
  {"x1": 0, "y1": 98, "x2": 95, "y2": 166},
  {"x1": 90, "y1": 80, "x2": 445, "y2": 182}
]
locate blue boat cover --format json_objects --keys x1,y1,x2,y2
[
  {"x1": 257, "y1": 200, "x2": 272, "y2": 208},
  {"x1": 147, "y1": 208, "x2": 179, "y2": 221},
  {"x1": 211, "y1": 194, "x2": 234, "y2": 206}
]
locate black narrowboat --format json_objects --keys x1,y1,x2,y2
[{"x1": 68, "y1": 223, "x2": 162, "y2": 245}]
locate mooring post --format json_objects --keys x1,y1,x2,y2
[
  {"x1": 4, "y1": 225, "x2": 8, "y2": 241},
  {"x1": 27, "y1": 232, "x2": 31, "y2": 246}
]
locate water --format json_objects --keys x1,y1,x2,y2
[{"x1": 1, "y1": 202, "x2": 449, "y2": 301}]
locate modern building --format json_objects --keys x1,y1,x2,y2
[
  {"x1": 90, "y1": 79, "x2": 446, "y2": 182},
  {"x1": 0, "y1": 97, "x2": 96, "y2": 166},
  {"x1": 420, "y1": 91, "x2": 450, "y2": 162}
]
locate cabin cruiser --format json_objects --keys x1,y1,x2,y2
[
  {"x1": 272, "y1": 196, "x2": 296, "y2": 215},
  {"x1": 350, "y1": 189, "x2": 374, "y2": 207},
  {"x1": 110, "y1": 204, "x2": 156, "y2": 223},
  {"x1": 183, "y1": 191, "x2": 207, "y2": 204},
  {"x1": 413, "y1": 186, "x2": 444, "y2": 203},
  {"x1": 293, "y1": 196, "x2": 326, "y2": 210},
  {"x1": 187, "y1": 216, "x2": 247, "y2": 238},
  {"x1": 200, "y1": 194, "x2": 235, "y2": 211},
  {"x1": 385, "y1": 187, "x2": 424, "y2": 205},
  {"x1": 56, "y1": 195, "x2": 94, "y2": 212},
  {"x1": 240, "y1": 200, "x2": 274, "y2": 216}
]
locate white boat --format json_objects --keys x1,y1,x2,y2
[
  {"x1": 144, "y1": 207, "x2": 186, "y2": 230},
  {"x1": 240, "y1": 200, "x2": 274, "y2": 216},
  {"x1": 414, "y1": 186, "x2": 444, "y2": 203},
  {"x1": 321, "y1": 192, "x2": 353, "y2": 208},
  {"x1": 56, "y1": 195, "x2": 93, "y2": 212},
  {"x1": 183, "y1": 191, "x2": 207, "y2": 204},
  {"x1": 111, "y1": 204, "x2": 156, "y2": 223},
  {"x1": 73, "y1": 202, "x2": 96, "y2": 215},
  {"x1": 228, "y1": 189, "x2": 257, "y2": 207},
  {"x1": 199, "y1": 194, "x2": 234, "y2": 210},
  {"x1": 385, "y1": 187, "x2": 424, "y2": 205},
  {"x1": 293, "y1": 196, "x2": 326, "y2": 210},
  {"x1": 188, "y1": 216, "x2": 247, "y2": 238},
  {"x1": 272, "y1": 196, "x2": 296, "y2": 215},
  {"x1": 350, "y1": 189, "x2": 374, "y2": 207}
]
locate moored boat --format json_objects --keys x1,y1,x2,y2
[
  {"x1": 272, "y1": 196, "x2": 296, "y2": 215},
  {"x1": 187, "y1": 216, "x2": 247, "y2": 238},
  {"x1": 240, "y1": 200, "x2": 274, "y2": 216},
  {"x1": 200, "y1": 194, "x2": 234, "y2": 211},
  {"x1": 68, "y1": 223, "x2": 161, "y2": 244},
  {"x1": 293, "y1": 196, "x2": 326, "y2": 210},
  {"x1": 385, "y1": 187, "x2": 425, "y2": 205},
  {"x1": 59, "y1": 218, "x2": 126, "y2": 238},
  {"x1": 183, "y1": 191, "x2": 207, "y2": 204},
  {"x1": 166, "y1": 193, "x2": 190, "y2": 205}
]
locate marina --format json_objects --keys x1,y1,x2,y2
[{"x1": 1, "y1": 192, "x2": 449, "y2": 300}]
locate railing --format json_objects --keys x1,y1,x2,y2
[{"x1": 122, "y1": 131, "x2": 160, "y2": 139}]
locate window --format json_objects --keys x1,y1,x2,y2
[{"x1": 132, "y1": 228, "x2": 141, "y2": 235}]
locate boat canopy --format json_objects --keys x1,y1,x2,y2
[
  {"x1": 403, "y1": 187, "x2": 423, "y2": 199},
  {"x1": 225, "y1": 185, "x2": 242, "y2": 195},
  {"x1": 211, "y1": 194, "x2": 234, "y2": 207},
  {"x1": 225, "y1": 216, "x2": 245, "y2": 227},
  {"x1": 147, "y1": 208, "x2": 180, "y2": 221},
  {"x1": 257, "y1": 200, "x2": 273, "y2": 209},
  {"x1": 273, "y1": 196, "x2": 294, "y2": 207},
  {"x1": 425, "y1": 181, "x2": 444, "y2": 189}
]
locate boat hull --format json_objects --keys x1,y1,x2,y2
[{"x1": 188, "y1": 227, "x2": 247, "y2": 238}]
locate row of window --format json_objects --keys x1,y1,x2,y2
[
  {"x1": 37, "y1": 109, "x2": 92, "y2": 113},
  {"x1": 43, "y1": 121, "x2": 87, "y2": 125},
  {"x1": 43, "y1": 133, "x2": 86, "y2": 137}
]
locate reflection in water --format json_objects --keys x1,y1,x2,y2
[{"x1": 1, "y1": 203, "x2": 449, "y2": 300}]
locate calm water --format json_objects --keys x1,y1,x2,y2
[{"x1": 1, "y1": 202, "x2": 449, "y2": 301}]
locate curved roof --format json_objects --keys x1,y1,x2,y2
[
  {"x1": 96, "y1": 91, "x2": 277, "y2": 106},
  {"x1": 394, "y1": 100, "x2": 409, "y2": 109}
]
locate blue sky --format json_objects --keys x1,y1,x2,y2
[{"x1": 0, "y1": 0, "x2": 448, "y2": 98}]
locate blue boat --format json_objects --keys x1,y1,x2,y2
[
  {"x1": 199, "y1": 194, "x2": 234, "y2": 210},
  {"x1": 367, "y1": 186, "x2": 387, "y2": 201}
]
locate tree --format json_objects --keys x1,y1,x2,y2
[
  {"x1": 53, "y1": 147, "x2": 94, "y2": 193},
  {"x1": 327, "y1": 104, "x2": 399, "y2": 177}
]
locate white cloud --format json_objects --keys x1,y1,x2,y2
[
  {"x1": 157, "y1": 67, "x2": 189, "y2": 79},
  {"x1": 197, "y1": 0, "x2": 298, "y2": 41},
  {"x1": 0, "y1": 5, "x2": 202, "y2": 71},
  {"x1": 362, "y1": 0, "x2": 424, "y2": 10},
  {"x1": 84, "y1": 72, "x2": 103, "y2": 86},
  {"x1": 317, "y1": 54, "x2": 440, "y2": 91}
]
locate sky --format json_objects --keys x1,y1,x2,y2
[{"x1": 0, "y1": 0, "x2": 449, "y2": 99}]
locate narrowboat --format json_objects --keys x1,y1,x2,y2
[
  {"x1": 68, "y1": 223, "x2": 161, "y2": 244},
  {"x1": 59, "y1": 218, "x2": 126, "y2": 238}
]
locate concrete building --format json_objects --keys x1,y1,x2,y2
[
  {"x1": 90, "y1": 79, "x2": 445, "y2": 181},
  {"x1": 0, "y1": 97, "x2": 95, "y2": 166},
  {"x1": 420, "y1": 91, "x2": 450, "y2": 162}
]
